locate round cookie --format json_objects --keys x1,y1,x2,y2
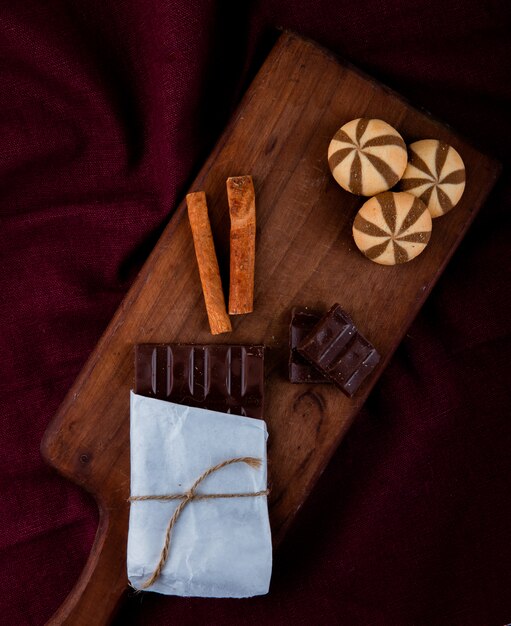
[
  {"x1": 328, "y1": 118, "x2": 408, "y2": 196},
  {"x1": 400, "y1": 139, "x2": 466, "y2": 218},
  {"x1": 352, "y1": 191, "x2": 432, "y2": 265}
]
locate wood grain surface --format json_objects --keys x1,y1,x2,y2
[{"x1": 41, "y1": 31, "x2": 500, "y2": 625}]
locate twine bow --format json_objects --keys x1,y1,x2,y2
[{"x1": 129, "y1": 456, "x2": 269, "y2": 589}]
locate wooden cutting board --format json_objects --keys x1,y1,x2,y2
[{"x1": 41, "y1": 31, "x2": 500, "y2": 625}]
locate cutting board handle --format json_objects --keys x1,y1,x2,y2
[{"x1": 47, "y1": 505, "x2": 128, "y2": 626}]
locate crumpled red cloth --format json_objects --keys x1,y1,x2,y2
[{"x1": 1, "y1": 1, "x2": 510, "y2": 625}]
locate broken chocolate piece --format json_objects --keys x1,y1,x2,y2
[
  {"x1": 289, "y1": 307, "x2": 331, "y2": 383},
  {"x1": 135, "y1": 344, "x2": 264, "y2": 419},
  {"x1": 297, "y1": 304, "x2": 380, "y2": 397}
]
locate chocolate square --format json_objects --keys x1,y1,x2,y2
[{"x1": 289, "y1": 307, "x2": 331, "y2": 383}]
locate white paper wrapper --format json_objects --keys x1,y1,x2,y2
[{"x1": 127, "y1": 392, "x2": 272, "y2": 597}]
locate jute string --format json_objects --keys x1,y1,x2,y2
[{"x1": 129, "y1": 456, "x2": 269, "y2": 589}]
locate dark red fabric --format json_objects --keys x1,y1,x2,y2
[{"x1": 1, "y1": 1, "x2": 510, "y2": 624}]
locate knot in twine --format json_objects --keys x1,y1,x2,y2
[{"x1": 129, "y1": 456, "x2": 269, "y2": 589}]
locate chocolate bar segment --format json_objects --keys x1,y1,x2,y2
[
  {"x1": 289, "y1": 307, "x2": 331, "y2": 383},
  {"x1": 297, "y1": 304, "x2": 380, "y2": 397},
  {"x1": 135, "y1": 344, "x2": 264, "y2": 419}
]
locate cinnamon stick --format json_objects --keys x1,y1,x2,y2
[
  {"x1": 227, "y1": 175, "x2": 256, "y2": 315},
  {"x1": 186, "y1": 191, "x2": 232, "y2": 335}
]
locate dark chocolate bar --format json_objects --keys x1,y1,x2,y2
[
  {"x1": 289, "y1": 307, "x2": 331, "y2": 383},
  {"x1": 135, "y1": 344, "x2": 264, "y2": 419},
  {"x1": 297, "y1": 303, "x2": 380, "y2": 397}
]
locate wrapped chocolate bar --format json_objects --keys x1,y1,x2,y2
[{"x1": 127, "y1": 392, "x2": 272, "y2": 597}]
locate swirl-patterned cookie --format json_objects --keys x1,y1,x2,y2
[
  {"x1": 328, "y1": 118, "x2": 408, "y2": 196},
  {"x1": 400, "y1": 139, "x2": 466, "y2": 218},
  {"x1": 352, "y1": 191, "x2": 432, "y2": 265}
]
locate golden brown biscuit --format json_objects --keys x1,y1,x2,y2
[
  {"x1": 328, "y1": 118, "x2": 407, "y2": 196},
  {"x1": 400, "y1": 139, "x2": 466, "y2": 217},
  {"x1": 352, "y1": 191, "x2": 432, "y2": 265}
]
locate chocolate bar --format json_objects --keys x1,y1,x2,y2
[
  {"x1": 297, "y1": 304, "x2": 380, "y2": 397},
  {"x1": 135, "y1": 344, "x2": 264, "y2": 419},
  {"x1": 289, "y1": 307, "x2": 331, "y2": 383}
]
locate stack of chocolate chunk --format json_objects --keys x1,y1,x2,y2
[{"x1": 289, "y1": 303, "x2": 380, "y2": 397}]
